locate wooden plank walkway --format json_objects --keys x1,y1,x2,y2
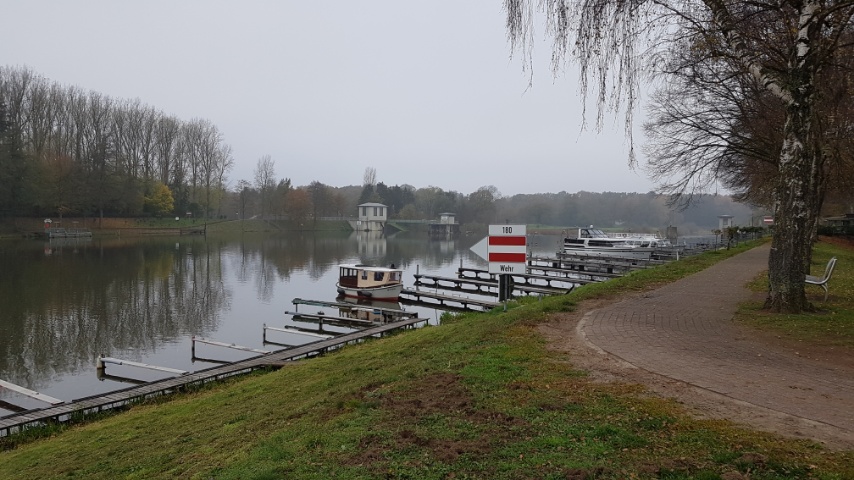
[
  {"x1": 286, "y1": 312, "x2": 375, "y2": 327},
  {"x1": 399, "y1": 288, "x2": 499, "y2": 311},
  {"x1": 413, "y1": 274, "x2": 569, "y2": 296},
  {"x1": 523, "y1": 263, "x2": 617, "y2": 281},
  {"x1": 528, "y1": 255, "x2": 642, "y2": 276},
  {"x1": 291, "y1": 298, "x2": 411, "y2": 317},
  {"x1": 0, "y1": 317, "x2": 425, "y2": 437},
  {"x1": 456, "y1": 267, "x2": 588, "y2": 287}
]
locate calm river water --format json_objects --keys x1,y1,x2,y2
[{"x1": 0, "y1": 229, "x2": 563, "y2": 415}]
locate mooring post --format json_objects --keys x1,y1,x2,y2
[
  {"x1": 96, "y1": 354, "x2": 105, "y2": 371},
  {"x1": 191, "y1": 336, "x2": 196, "y2": 358}
]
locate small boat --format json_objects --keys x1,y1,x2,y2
[
  {"x1": 336, "y1": 264, "x2": 404, "y2": 301},
  {"x1": 562, "y1": 228, "x2": 653, "y2": 260}
]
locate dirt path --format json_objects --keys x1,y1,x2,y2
[{"x1": 540, "y1": 244, "x2": 854, "y2": 450}]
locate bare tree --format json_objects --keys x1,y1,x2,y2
[
  {"x1": 254, "y1": 154, "x2": 276, "y2": 217},
  {"x1": 0, "y1": 65, "x2": 237, "y2": 219},
  {"x1": 505, "y1": 0, "x2": 854, "y2": 312},
  {"x1": 363, "y1": 166, "x2": 377, "y2": 187},
  {"x1": 154, "y1": 115, "x2": 180, "y2": 186}
]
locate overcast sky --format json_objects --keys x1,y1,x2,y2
[{"x1": 1, "y1": 0, "x2": 657, "y2": 196}]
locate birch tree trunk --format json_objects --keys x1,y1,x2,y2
[
  {"x1": 764, "y1": 1, "x2": 827, "y2": 312},
  {"x1": 766, "y1": 103, "x2": 818, "y2": 312}
]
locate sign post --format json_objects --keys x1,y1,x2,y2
[{"x1": 487, "y1": 225, "x2": 527, "y2": 302}]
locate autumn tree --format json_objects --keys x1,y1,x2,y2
[
  {"x1": 308, "y1": 180, "x2": 330, "y2": 222},
  {"x1": 285, "y1": 188, "x2": 312, "y2": 224},
  {"x1": 144, "y1": 183, "x2": 175, "y2": 217},
  {"x1": 505, "y1": 0, "x2": 854, "y2": 312}
]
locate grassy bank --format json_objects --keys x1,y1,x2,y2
[
  {"x1": 738, "y1": 237, "x2": 854, "y2": 349},
  {"x1": 1, "y1": 240, "x2": 852, "y2": 479}
]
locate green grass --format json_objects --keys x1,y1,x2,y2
[
  {"x1": 737, "y1": 237, "x2": 854, "y2": 348},
  {"x1": 1, "y1": 239, "x2": 852, "y2": 479}
]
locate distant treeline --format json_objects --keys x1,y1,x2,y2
[
  {"x1": 0, "y1": 66, "x2": 232, "y2": 219},
  {"x1": 0, "y1": 66, "x2": 756, "y2": 232},
  {"x1": 224, "y1": 180, "x2": 758, "y2": 234}
]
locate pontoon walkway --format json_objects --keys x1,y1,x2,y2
[{"x1": 0, "y1": 317, "x2": 424, "y2": 437}]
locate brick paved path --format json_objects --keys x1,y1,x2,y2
[{"x1": 579, "y1": 243, "x2": 854, "y2": 444}]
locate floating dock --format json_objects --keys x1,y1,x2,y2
[
  {"x1": 414, "y1": 274, "x2": 571, "y2": 296},
  {"x1": 455, "y1": 267, "x2": 584, "y2": 288},
  {"x1": 0, "y1": 317, "x2": 425, "y2": 437},
  {"x1": 399, "y1": 288, "x2": 499, "y2": 311},
  {"x1": 290, "y1": 298, "x2": 416, "y2": 323},
  {"x1": 0, "y1": 379, "x2": 63, "y2": 407},
  {"x1": 96, "y1": 356, "x2": 189, "y2": 376}
]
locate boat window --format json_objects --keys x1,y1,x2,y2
[
  {"x1": 361, "y1": 271, "x2": 368, "y2": 280},
  {"x1": 374, "y1": 271, "x2": 385, "y2": 281}
]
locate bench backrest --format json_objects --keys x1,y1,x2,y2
[{"x1": 823, "y1": 257, "x2": 837, "y2": 282}]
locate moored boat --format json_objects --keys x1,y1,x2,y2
[
  {"x1": 336, "y1": 264, "x2": 404, "y2": 301},
  {"x1": 611, "y1": 232, "x2": 671, "y2": 248},
  {"x1": 562, "y1": 228, "x2": 653, "y2": 260}
]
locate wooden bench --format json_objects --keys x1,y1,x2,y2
[{"x1": 805, "y1": 257, "x2": 837, "y2": 302}]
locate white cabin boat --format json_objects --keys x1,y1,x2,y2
[
  {"x1": 562, "y1": 228, "x2": 653, "y2": 260},
  {"x1": 336, "y1": 264, "x2": 404, "y2": 301},
  {"x1": 611, "y1": 232, "x2": 671, "y2": 248}
]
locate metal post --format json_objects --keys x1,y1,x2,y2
[{"x1": 499, "y1": 274, "x2": 512, "y2": 302}]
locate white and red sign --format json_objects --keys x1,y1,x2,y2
[{"x1": 487, "y1": 225, "x2": 527, "y2": 274}]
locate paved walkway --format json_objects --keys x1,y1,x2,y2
[{"x1": 578, "y1": 243, "x2": 854, "y2": 447}]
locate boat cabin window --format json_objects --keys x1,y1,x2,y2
[
  {"x1": 579, "y1": 228, "x2": 608, "y2": 238},
  {"x1": 374, "y1": 271, "x2": 385, "y2": 281},
  {"x1": 361, "y1": 270, "x2": 368, "y2": 280},
  {"x1": 339, "y1": 267, "x2": 359, "y2": 278}
]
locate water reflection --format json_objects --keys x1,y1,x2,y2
[
  {"x1": 0, "y1": 237, "x2": 227, "y2": 393},
  {"x1": 0, "y1": 230, "x2": 486, "y2": 411}
]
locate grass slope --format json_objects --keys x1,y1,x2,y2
[{"x1": 1, "y1": 240, "x2": 852, "y2": 479}]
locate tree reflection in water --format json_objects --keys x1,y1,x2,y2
[{"x1": 0, "y1": 230, "x2": 488, "y2": 410}]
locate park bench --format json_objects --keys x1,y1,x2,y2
[{"x1": 805, "y1": 257, "x2": 837, "y2": 302}]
